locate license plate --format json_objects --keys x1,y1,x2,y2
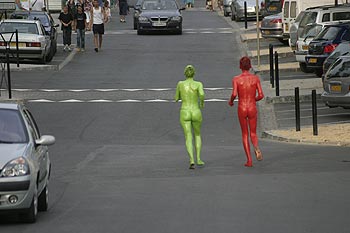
[
  {"x1": 264, "y1": 30, "x2": 271, "y2": 35},
  {"x1": 330, "y1": 85, "x2": 341, "y2": 92},
  {"x1": 152, "y1": 22, "x2": 166, "y2": 27},
  {"x1": 302, "y1": 45, "x2": 308, "y2": 50},
  {"x1": 308, "y1": 58, "x2": 317, "y2": 63},
  {"x1": 269, "y1": 6, "x2": 277, "y2": 11},
  {"x1": 285, "y1": 23, "x2": 289, "y2": 32},
  {"x1": 10, "y1": 42, "x2": 26, "y2": 47}
]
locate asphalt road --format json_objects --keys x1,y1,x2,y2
[{"x1": 1, "y1": 2, "x2": 350, "y2": 233}]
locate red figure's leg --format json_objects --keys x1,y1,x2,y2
[
  {"x1": 238, "y1": 110, "x2": 252, "y2": 167},
  {"x1": 248, "y1": 109, "x2": 263, "y2": 161}
]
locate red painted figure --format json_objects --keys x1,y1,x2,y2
[{"x1": 228, "y1": 56, "x2": 264, "y2": 167}]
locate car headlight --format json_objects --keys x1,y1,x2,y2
[
  {"x1": 1, "y1": 157, "x2": 30, "y2": 177},
  {"x1": 138, "y1": 16, "x2": 149, "y2": 22},
  {"x1": 171, "y1": 16, "x2": 181, "y2": 21}
]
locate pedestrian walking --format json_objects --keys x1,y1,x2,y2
[
  {"x1": 104, "y1": 1, "x2": 111, "y2": 23},
  {"x1": 59, "y1": 5, "x2": 73, "y2": 52},
  {"x1": 117, "y1": 0, "x2": 128, "y2": 22},
  {"x1": 228, "y1": 56, "x2": 264, "y2": 167},
  {"x1": 74, "y1": 5, "x2": 87, "y2": 52},
  {"x1": 175, "y1": 65, "x2": 205, "y2": 169},
  {"x1": 67, "y1": 0, "x2": 77, "y2": 31},
  {"x1": 84, "y1": 0, "x2": 93, "y2": 29},
  {"x1": 90, "y1": 0, "x2": 107, "y2": 52}
]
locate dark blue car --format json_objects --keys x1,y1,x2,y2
[{"x1": 305, "y1": 22, "x2": 350, "y2": 77}]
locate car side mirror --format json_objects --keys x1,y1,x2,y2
[{"x1": 35, "y1": 135, "x2": 55, "y2": 146}]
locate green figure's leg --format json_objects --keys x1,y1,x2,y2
[
  {"x1": 180, "y1": 110, "x2": 195, "y2": 165},
  {"x1": 192, "y1": 109, "x2": 204, "y2": 166}
]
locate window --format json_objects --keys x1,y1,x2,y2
[
  {"x1": 333, "y1": 12, "x2": 350, "y2": 21},
  {"x1": 322, "y1": 13, "x2": 330, "y2": 22},
  {"x1": 315, "y1": 26, "x2": 342, "y2": 41},
  {"x1": 0, "y1": 109, "x2": 28, "y2": 143},
  {"x1": 0, "y1": 22, "x2": 38, "y2": 34},
  {"x1": 300, "y1": 12, "x2": 318, "y2": 27},
  {"x1": 283, "y1": 1, "x2": 289, "y2": 18},
  {"x1": 341, "y1": 29, "x2": 350, "y2": 41},
  {"x1": 290, "y1": 1, "x2": 297, "y2": 18},
  {"x1": 23, "y1": 110, "x2": 40, "y2": 140},
  {"x1": 328, "y1": 59, "x2": 350, "y2": 78}
]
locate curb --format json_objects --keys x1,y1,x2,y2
[
  {"x1": 255, "y1": 66, "x2": 300, "y2": 74},
  {"x1": 264, "y1": 93, "x2": 322, "y2": 104},
  {"x1": 262, "y1": 130, "x2": 350, "y2": 147}
]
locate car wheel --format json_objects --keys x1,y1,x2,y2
[
  {"x1": 231, "y1": 10, "x2": 235, "y2": 21},
  {"x1": 224, "y1": 9, "x2": 228, "y2": 17},
  {"x1": 299, "y1": 62, "x2": 314, "y2": 73},
  {"x1": 38, "y1": 180, "x2": 49, "y2": 211},
  {"x1": 46, "y1": 49, "x2": 54, "y2": 62},
  {"x1": 21, "y1": 185, "x2": 38, "y2": 223},
  {"x1": 315, "y1": 68, "x2": 323, "y2": 77}
]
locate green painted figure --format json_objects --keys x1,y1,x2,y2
[{"x1": 175, "y1": 65, "x2": 205, "y2": 169}]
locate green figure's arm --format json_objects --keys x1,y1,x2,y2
[
  {"x1": 175, "y1": 82, "x2": 181, "y2": 102},
  {"x1": 198, "y1": 82, "x2": 205, "y2": 109}
]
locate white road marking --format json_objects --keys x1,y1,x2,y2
[
  {"x1": 59, "y1": 99, "x2": 84, "y2": 103},
  {"x1": 94, "y1": 89, "x2": 119, "y2": 92},
  {"x1": 122, "y1": 88, "x2": 144, "y2": 92},
  {"x1": 69, "y1": 89, "x2": 91, "y2": 92},
  {"x1": 27, "y1": 99, "x2": 233, "y2": 103},
  {"x1": 40, "y1": 89, "x2": 61, "y2": 92},
  {"x1": 147, "y1": 88, "x2": 171, "y2": 91},
  {"x1": 8, "y1": 87, "x2": 232, "y2": 92}
]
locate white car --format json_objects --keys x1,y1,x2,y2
[{"x1": 0, "y1": 19, "x2": 52, "y2": 64}]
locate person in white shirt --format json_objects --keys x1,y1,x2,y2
[
  {"x1": 89, "y1": 0, "x2": 107, "y2": 52},
  {"x1": 15, "y1": 0, "x2": 45, "y2": 11},
  {"x1": 31, "y1": 0, "x2": 46, "y2": 11}
]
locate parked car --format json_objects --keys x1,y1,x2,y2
[
  {"x1": 282, "y1": 0, "x2": 343, "y2": 38},
  {"x1": 295, "y1": 22, "x2": 332, "y2": 73},
  {"x1": 261, "y1": 0, "x2": 283, "y2": 17},
  {"x1": 10, "y1": 11, "x2": 58, "y2": 56},
  {"x1": 321, "y1": 56, "x2": 350, "y2": 108},
  {"x1": 296, "y1": 4, "x2": 350, "y2": 45},
  {"x1": 137, "y1": 0, "x2": 185, "y2": 35},
  {"x1": 0, "y1": 19, "x2": 53, "y2": 63},
  {"x1": 305, "y1": 22, "x2": 350, "y2": 77},
  {"x1": 323, "y1": 41, "x2": 350, "y2": 75},
  {"x1": 289, "y1": 10, "x2": 305, "y2": 50},
  {"x1": 0, "y1": 102, "x2": 55, "y2": 223},
  {"x1": 223, "y1": 0, "x2": 233, "y2": 17},
  {"x1": 260, "y1": 12, "x2": 288, "y2": 44},
  {"x1": 230, "y1": 0, "x2": 263, "y2": 22}
]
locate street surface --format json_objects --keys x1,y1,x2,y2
[{"x1": 1, "y1": 2, "x2": 350, "y2": 232}]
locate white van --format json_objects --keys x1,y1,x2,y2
[{"x1": 282, "y1": 0, "x2": 346, "y2": 37}]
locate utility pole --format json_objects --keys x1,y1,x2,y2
[{"x1": 256, "y1": 0, "x2": 260, "y2": 67}]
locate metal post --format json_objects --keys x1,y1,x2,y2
[
  {"x1": 335, "y1": 0, "x2": 338, "y2": 6},
  {"x1": 15, "y1": 30, "x2": 19, "y2": 67},
  {"x1": 295, "y1": 87, "x2": 300, "y2": 132},
  {"x1": 256, "y1": 0, "x2": 260, "y2": 67},
  {"x1": 275, "y1": 51, "x2": 279, "y2": 96},
  {"x1": 6, "y1": 44, "x2": 11, "y2": 99},
  {"x1": 269, "y1": 44, "x2": 274, "y2": 87},
  {"x1": 244, "y1": 1, "x2": 247, "y2": 29},
  {"x1": 312, "y1": 90, "x2": 318, "y2": 136}
]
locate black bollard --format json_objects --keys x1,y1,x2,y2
[
  {"x1": 244, "y1": 1, "x2": 247, "y2": 29},
  {"x1": 6, "y1": 44, "x2": 11, "y2": 99},
  {"x1": 312, "y1": 90, "x2": 318, "y2": 136},
  {"x1": 295, "y1": 87, "x2": 300, "y2": 132},
  {"x1": 15, "y1": 30, "x2": 19, "y2": 67},
  {"x1": 275, "y1": 51, "x2": 279, "y2": 96},
  {"x1": 269, "y1": 44, "x2": 274, "y2": 87}
]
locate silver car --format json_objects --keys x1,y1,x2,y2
[
  {"x1": 0, "y1": 102, "x2": 55, "y2": 223},
  {"x1": 0, "y1": 19, "x2": 52, "y2": 64},
  {"x1": 230, "y1": 0, "x2": 263, "y2": 22},
  {"x1": 260, "y1": 12, "x2": 287, "y2": 44},
  {"x1": 322, "y1": 56, "x2": 350, "y2": 109},
  {"x1": 223, "y1": 0, "x2": 233, "y2": 17}
]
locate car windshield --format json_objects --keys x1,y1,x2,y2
[
  {"x1": 315, "y1": 26, "x2": 342, "y2": 41},
  {"x1": 299, "y1": 12, "x2": 317, "y2": 27},
  {"x1": 11, "y1": 13, "x2": 50, "y2": 27},
  {"x1": 0, "y1": 109, "x2": 28, "y2": 143},
  {"x1": 327, "y1": 58, "x2": 350, "y2": 78},
  {"x1": 300, "y1": 24, "x2": 323, "y2": 38},
  {"x1": 0, "y1": 22, "x2": 38, "y2": 34},
  {"x1": 142, "y1": 0, "x2": 177, "y2": 10}
]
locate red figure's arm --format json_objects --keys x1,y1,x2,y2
[
  {"x1": 228, "y1": 78, "x2": 237, "y2": 106},
  {"x1": 255, "y1": 77, "x2": 264, "y2": 101}
]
